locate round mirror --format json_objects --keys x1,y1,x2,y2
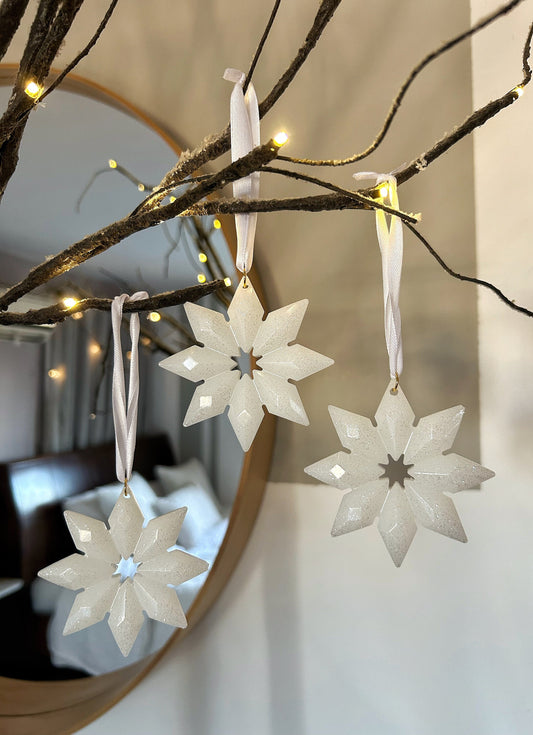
[{"x1": 0, "y1": 67, "x2": 274, "y2": 729}]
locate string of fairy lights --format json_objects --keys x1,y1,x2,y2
[
  {"x1": 19, "y1": 69, "x2": 525, "y2": 422},
  {"x1": 41, "y1": 140, "x2": 240, "y2": 433}
]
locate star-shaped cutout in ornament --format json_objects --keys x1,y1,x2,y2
[
  {"x1": 159, "y1": 276, "x2": 333, "y2": 451},
  {"x1": 38, "y1": 491, "x2": 208, "y2": 656},
  {"x1": 305, "y1": 381, "x2": 495, "y2": 567}
]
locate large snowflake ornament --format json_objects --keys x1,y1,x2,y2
[
  {"x1": 159, "y1": 276, "x2": 333, "y2": 451},
  {"x1": 38, "y1": 491, "x2": 208, "y2": 656},
  {"x1": 305, "y1": 381, "x2": 494, "y2": 566}
]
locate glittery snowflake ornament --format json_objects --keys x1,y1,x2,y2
[
  {"x1": 305, "y1": 380, "x2": 494, "y2": 566},
  {"x1": 39, "y1": 488, "x2": 208, "y2": 656},
  {"x1": 159, "y1": 276, "x2": 333, "y2": 451}
]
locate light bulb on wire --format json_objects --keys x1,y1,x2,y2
[
  {"x1": 48, "y1": 367, "x2": 65, "y2": 381},
  {"x1": 273, "y1": 131, "x2": 289, "y2": 147},
  {"x1": 24, "y1": 80, "x2": 43, "y2": 99}
]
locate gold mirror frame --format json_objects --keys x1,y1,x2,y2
[{"x1": 0, "y1": 66, "x2": 275, "y2": 734}]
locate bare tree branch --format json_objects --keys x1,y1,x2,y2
[
  {"x1": 405, "y1": 223, "x2": 533, "y2": 318},
  {"x1": 0, "y1": 0, "x2": 530, "y2": 330},
  {"x1": 261, "y1": 165, "x2": 419, "y2": 222},
  {"x1": 0, "y1": 0, "x2": 31, "y2": 61},
  {"x1": 0, "y1": 0, "x2": 120, "y2": 203},
  {"x1": 397, "y1": 19, "x2": 532, "y2": 184},
  {"x1": 0, "y1": 0, "x2": 86, "y2": 200},
  {"x1": 243, "y1": 0, "x2": 282, "y2": 93},
  {"x1": 143, "y1": 0, "x2": 344, "y2": 211},
  {"x1": 0, "y1": 281, "x2": 226, "y2": 326},
  {"x1": 38, "y1": 0, "x2": 120, "y2": 105},
  {"x1": 0, "y1": 139, "x2": 282, "y2": 310},
  {"x1": 278, "y1": 0, "x2": 527, "y2": 167}
]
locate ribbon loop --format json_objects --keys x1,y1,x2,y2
[
  {"x1": 354, "y1": 172, "x2": 404, "y2": 380},
  {"x1": 111, "y1": 291, "x2": 148, "y2": 484},
  {"x1": 224, "y1": 67, "x2": 260, "y2": 274}
]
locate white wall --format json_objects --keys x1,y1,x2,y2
[{"x1": 78, "y1": 1, "x2": 533, "y2": 733}]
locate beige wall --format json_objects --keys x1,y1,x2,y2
[{"x1": 5, "y1": 0, "x2": 479, "y2": 481}]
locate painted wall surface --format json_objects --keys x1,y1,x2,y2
[{"x1": 76, "y1": 1, "x2": 533, "y2": 733}]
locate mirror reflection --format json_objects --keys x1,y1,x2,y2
[{"x1": 0, "y1": 81, "x2": 246, "y2": 680}]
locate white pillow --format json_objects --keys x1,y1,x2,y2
[
  {"x1": 154, "y1": 484, "x2": 223, "y2": 548},
  {"x1": 155, "y1": 459, "x2": 215, "y2": 500},
  {"x1": 62, "y1": 471, "x2": 157, "y2": 523}
]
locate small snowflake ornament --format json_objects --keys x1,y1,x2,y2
[
  {"x1": 305, "y1": 380, "x2": 494, "y2": 566},
  {"x1": 160, "y1": 276, "x2": 333, "y2": 451},
  {"x1": 39, "y1": 490, "x2": 208, "y2": 656}
]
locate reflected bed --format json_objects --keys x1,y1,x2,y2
[{"x1": 0, "y1": 434, "x2": 228, "y2": 680}]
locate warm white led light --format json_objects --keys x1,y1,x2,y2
[
  {"x1": 25, "y1": 81, "x2": 43, "y2": 99},
  {"x1": 148, "y1": 311, "x2": 161, "y2": 323},
  {"x1": 62, "y1": 297, "x2": 78, "y2": 309},
  {"x1": 48, "y1": 367, "x2": 64, "y2": 380},
  {"x1": 273, "y1": 131, "x2": 289, "y2": 147},
  {"x1": 197, "y1": 273, "x2": 207, "y2": 284}
]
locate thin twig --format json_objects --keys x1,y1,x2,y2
[
  {"x1": 39, "y1": 0, "x2": 119, "y2": 104},
  {"x1": 0, "y1": 281, "x2": 226, "y2": 326},
  {"x1": 278, "y1": 0, "x2": 526, "y2": 167},
  {"x1": 258, "y1": 0, "x2": 343, "y2": 118},
  {"x1": 397, "y1": 19, "x2": 532, "y2": 184},
  {"x1": 243, "y1": 0, "x2": 282, "y2": 93},
  {"x1": 405, "y1": 223, "x2": 533, "y2": 318},
  {"x1": 262, "y1": 165, "x2": 419, "y2": 223},
  {"x1": 144, "y1": 0, "x2": 344, "y2": 210}
]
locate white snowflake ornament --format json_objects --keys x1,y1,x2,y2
[
  {"x1": 305, "y1": 381, "x2": 494, "y2": 567},
  {"x1": 160, "y1": 276, "x2": 334, "y2": 451},
  {"x1": 38, "y1": 490, "x2": 208, "y2": 656}
]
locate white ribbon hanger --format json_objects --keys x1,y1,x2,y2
[
  {"x1": 111, "y1": 291, "x2": 148, "y2": 486},
  {"x1": 353, "y1": 172, "x2": 403, "y2": 383},
  {"x1": 224, "y1": 68, "x2": 260, "y2": 274}
]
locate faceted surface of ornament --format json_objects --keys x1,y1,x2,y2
[
  {"x1": 159, "y1": 276, "x2": 334, "y2": 451},
  {"x1": 39, "y1": 491, "x2": 208, "y2": 656},
  {"x1": 305, "y1": 380, "x2": 494, "y2": 567}
]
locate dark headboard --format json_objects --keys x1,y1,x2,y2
[{"x1": 0, "y1": 434, "x2": 174, "y2": 583}]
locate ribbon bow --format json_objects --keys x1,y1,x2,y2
[{"x1": 224, "y1": 68, "x2": 260, "y2": 274}]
